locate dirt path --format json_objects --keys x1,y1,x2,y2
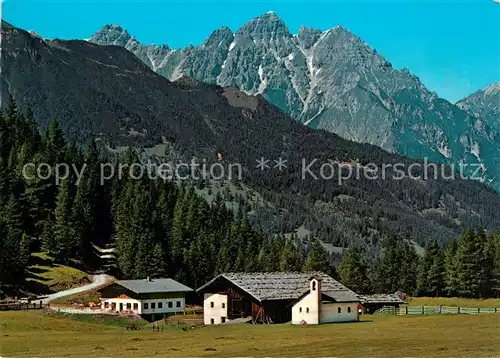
[{"x1": 39, "y1": 274, "x2": 113, "y2": 304}]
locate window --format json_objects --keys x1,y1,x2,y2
[
  {"x1": 210, "y1": 318, "x2": 214, "y2": 325},
  {"x1": 133, "y1": 303, "x2": 138, "y2": 310},
  {"x1": 168, "y1": 302, "x2": 173, "y2": 308},
  {"x1": 176, "y1": 301, "x2": 181, "y2": 308},
  {"x1": 306, "y1": 308, "x2": 309, "y2": 313},
  {"x1": 104, "y1": 302, "x2": 109, "y2": 309},
  {"x1": 222, "y1": 303, "x2": 225, "y2": 309},
  {"x1": 151, "y1": 302, "x2": 156, "y2": 309},
  {"x1": 312, "y1": 281, "x2": 316, "y2": 291},
  {"x1": 299, "y1": 307, "x2": 302, "y2": 313},
  {"x1": 348, "y1": 307, "x2": 351, "y2": 313},
  {"x1": 158, "y1": 302, "x2": 163, "y2": 309},
  {"x1": 221, "y1": 317, "x2": 226, "y2": 323},
  {"x1": 210, "y1": 302, "x2": 214, "y2": 308},
  {"x1": 338, "y1": 307, "x2": 342, "y2": 314},
  {"x1": 126, "y1": 303, "x2": 131, "y2": 310},
  {"x1": 144, "y1": 303, "x2": 149, "y2": 309}
]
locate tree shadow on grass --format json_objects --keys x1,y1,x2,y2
[
  {"x1": 29, "y1": 255, "x2": 55, "y2": 268},
  {"x1": 23, "y1": 279, "x2": 51, "y2": 295},
  {"x1": 28, "y1": 267, "x2": 50, "y2": 275}
]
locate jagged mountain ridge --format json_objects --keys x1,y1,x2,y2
[
  {"x1": 90, "y1": 12, "x2": 500, "y2": 191},
  {"x1": 457, "y1": 83, "x2": 500, "y2": 132},
  {"x1": 3, "y1": 21, "x2": 500, "y2": 250}
]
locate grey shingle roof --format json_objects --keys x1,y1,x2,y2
[
  {"x1": 116, "y1": 278, "x2": 193, "y2": 294},
  {"x1": 322, "y1": 290, "x2": 359, "y2": 303},
  {"x1": 358, "y1": 294, "x2": 405, "y2": 304},
  {"x1": 197, "y1": 272, "x2": 359, "y2": 302}
]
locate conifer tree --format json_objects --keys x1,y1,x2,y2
[
  {"x1": 427, "y1": 245, "x2": 445, "y2": 297},
  {"x1": 456, "y1": 230, "x2": 486, "y2": 298},
  {"x1": 3, "y1": 194, "x2": 24, "y2": 235},
  {"x1": 417, "y1": 241, "x2": 433, "y2": 295},
  {"x1": 71, "y1": 179, "x2": 92, "y2": 260},
  {"x1": 44, "y1": 120, "x2": 67, "y2": 164},
  {"x1": 398, "y1": 242, "x2": 420, "y2": 295},
  {"x1": 377, "y1": 236, "x2": 401, "y2": 293},
  {"x1": 481, "y1": 232, "x2": 496, "y2": 298},
  {"x1": 5, "y1": 94, "x2": 18, "y2": 124},
  {"x1": 491, "y1": 235, "x2": 500, "y2": 298},
  {"x1": 151, "y1": 243, "x2": 167, "y2": 278},
  {"x1": 444, "y1": 239, "x2": 459, "y2": 297},
  {"x1": 115, "y1": 179, "x2": 137, "y2": 278},
  {"x1": 41, "y1": 218, "x2": 56, "y2": 253},
  {"x1": 170, "y1": 189, "x2": 188, "y2": 271},
  {"x1": 135, "y1": 231, "x2": 153, "y2": 278},
  {"x1": 339, "y1": 247, "x2": 372, "y2": 294},
  {"x1": 303, "y1": 239, "x2": 332, "y2": 274},
  {"x1": 279, "y1": 240, "x2": 304, "y2": 272},
  {"x1": 23, "y1": 107, "x2": 41, "y2": 149},
  {"x1": 53, "y1": 179, "x2": 74, "y2": 261},
  {"x1": 19, "y1": 233, "x2": 31, "y2": 270},
  {"x1": 216, "y1": 241, "x2": 231, "y2": 274}
]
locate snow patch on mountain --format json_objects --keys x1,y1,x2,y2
[
  {"x1": 437, "y1": 141, "x2": 452, "y2": 158},
  {"x1": 257, "y1": 64, "x2": 267, "y2": 94},
  {"x1": 471, "y1": 142, "x2": 481, "y2": 159}
]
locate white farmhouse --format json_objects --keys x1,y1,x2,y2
[
  {"x1": 197, "y1": 272, "x2": 360, "y2": 325},
  {"x1": 291, "y1": 275, "x2": 359, "y2": 325},
  {"x1": 98, "y1": 277, "x2": 193, "y2": 321}
]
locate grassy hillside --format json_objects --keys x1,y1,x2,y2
[
  {"x1": 1, "y1": 311, "x2": 499, "y2": 357},
  {"x1": 25, "y1": 253, "x2": 92, "y2": 295}
]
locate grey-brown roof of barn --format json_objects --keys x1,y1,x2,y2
[
  {"x1": 196, "y1": 272, "x2": 359, "y2": 302},
  {"x1": 358, "y1": 294, "x2": 405, "y2": 304}
]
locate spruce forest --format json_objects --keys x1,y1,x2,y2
[{"x1": 0, "y1": 98, "x2": 499, "y2": 299}]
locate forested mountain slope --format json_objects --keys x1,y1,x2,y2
[
  {"x1": 90, "y1": 13, "x2": 500, "y2": 191},
  {"x1": 2, "y1": 21, "x2": 500, "y2": 249}
]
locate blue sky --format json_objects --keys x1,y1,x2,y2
[{"x1": 3, "y1": 0, "x2": 499, "y2": 102}]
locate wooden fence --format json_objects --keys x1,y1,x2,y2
[
  {"x1": 0, "y1": 300, "x2": 46, "y2": 311},
  {"x1": 377, "y1": 305, "x2": 500, "y2": 316}
]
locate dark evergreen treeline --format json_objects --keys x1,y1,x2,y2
[
  {"x1": 0, "y1": 96, "x2": 112, "y2": 288},
  {"x1": 113, "y1": 176, "x2": 336, "y2": 288},
  {"x1": 0, "y1": 97, "x2": 498, "y2": 299},
  {"x1": 339, "y1": 230, "x2": 500, "y2": 298}
]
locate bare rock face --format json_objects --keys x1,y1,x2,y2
[
  {"x1": 90, "y1": 13, "x2": 500, "y2": 191},
  {"x1": 457, "y1": 83, "x2": 500, "y2": 132}
]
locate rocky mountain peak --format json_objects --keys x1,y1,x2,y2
[
  {"x1": 484, "y1": 82, "x2": 500, "y2": 96},
  {"x1": 297, "y1": 26, "x2": 321, "y2": 49},
  {"x1": 236, "y1": 11, "x2": 292, "y2": 40},
  {"x1": 457, "y1": 82, "x2": 500, "y2": 132},
  {"x1": 90, "y1": 24, "x2": 132, "y2": 46},
  {"x1": 203, "y1": 26, "x2": 234, "y2": 48}
]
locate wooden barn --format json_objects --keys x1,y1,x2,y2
[
  {"x1": 358, "y1": 294, "x2": 406, "y2": 313},
  {"x1": 196, "y1": 272, "x2": 359, "y2": 325}
]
